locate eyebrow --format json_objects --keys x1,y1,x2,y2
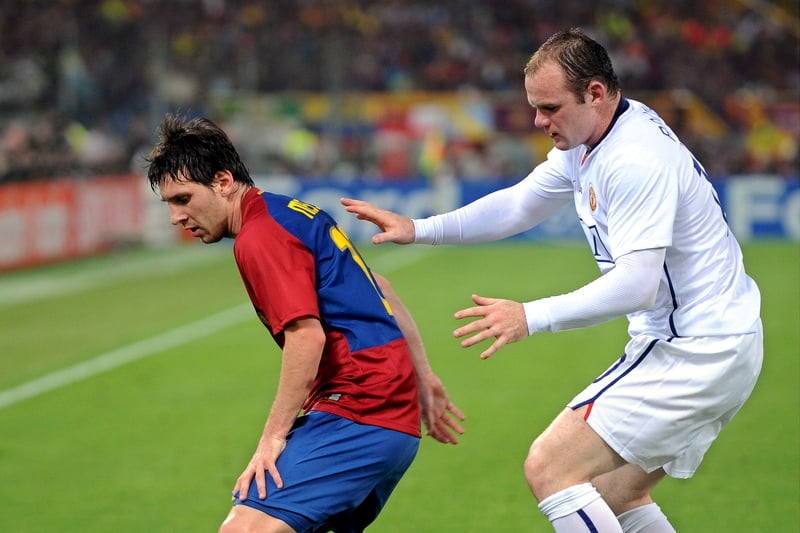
[{"x1": 160, "y1": 191, "x2": 189, "y2": 203}]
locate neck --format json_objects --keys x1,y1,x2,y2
[
  {"x1": 227, "y1": 184, "x2": 251, "y2": 237},
  {"x1": 586, "y1": 94, "x2": 622, "y2": 151}
]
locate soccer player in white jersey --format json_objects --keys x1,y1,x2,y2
[{"x1": 342, "y1": 28, "x2": 763, "y2": 533}]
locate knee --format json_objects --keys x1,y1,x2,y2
[
  {"x1": 219, "y1": 506, "x2": 293, "y2": 533},
  {"x1": 218, "y1": 508, "x2": 252, "y2": 533},
  {"x1": 523, "y1": 440, "x2": 552, "y2": 500}
]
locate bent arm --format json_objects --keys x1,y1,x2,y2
[
  {"x1": 374, "y1": 273, "x2": 465, "y2": 444},
  {"x1": 524, "y1": 248, "x2": 665, "y2": 333},
  {"x1": 264, "y1": 317, "x2": 325, "y2": 438},
  {"x1": 234, "y1": 316, "x2": 325, "y2": 499}
]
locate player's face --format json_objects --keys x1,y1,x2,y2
[
  {"x1": 524, "y1": 61, "x2": 596, "y2": 151},
  {"x1": 159, "y1": 174, "x2": 230, "y2": 243}
]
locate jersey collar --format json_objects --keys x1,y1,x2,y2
[{"x1": 585, "y1": 97, "x2": 630, "y2": 154}]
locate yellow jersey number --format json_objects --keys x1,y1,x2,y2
[{"x1": 288, "y1": 199, "x2": 393, "y2": 315}]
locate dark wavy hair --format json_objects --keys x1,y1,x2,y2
[
  {"x1": 146, "y1": 114, "x2": 254, "y2": 192},
  {"x1": 524, "y1": 28, "x2": 621, "y2": 103}
]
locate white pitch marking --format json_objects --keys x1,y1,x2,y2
[
  {"x1": 0, "y1": 303, "x2": 252, "y2": 409},
  {"x1": 0, "y1": 246, "x2": 431, "y2": 410}
]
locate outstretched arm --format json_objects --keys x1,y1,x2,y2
[
  {"x1": 453, "y1": 248, "x2": 665, "y2": 359},
  {"x1": 374, "y1": 273, "x2": 465, "y2": 444},
  {"x1": 342, "y1": 181, "x2": 567, "y2": 246}
]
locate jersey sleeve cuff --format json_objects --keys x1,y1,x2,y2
[
  {"x1": 523, "y1": 300, "x2": 552, "y2": 335},
  {"x1": 412, "y1": 218, "x2": 437, "y2": 244}
]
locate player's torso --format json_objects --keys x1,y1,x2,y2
[
  {"x1": 555, "y1": 101, "x2": 759, "y2": 336},
  {"x1": 239, "y1": 190, "x2": 421, "y2": 435}
]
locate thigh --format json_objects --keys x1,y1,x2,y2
[{"x1": 235, "y1": 411, "x2": 420, "y2": 532}]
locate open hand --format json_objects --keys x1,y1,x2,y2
[
  {"x1": 454, "y1": 294, "x2": 528, "y2": 359},
  {"x1": 340, "y1": 198, "x2": 415, "y2": 245},
  {"x1": 418, "y1": 373, "x2": 465, "y2": 444}
]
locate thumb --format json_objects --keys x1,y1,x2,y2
[
  {"x1": 372, "y1": 233, "x2": 389, "y2": 245},
  {"x1": 471, "y1": 294, "x2": 496, "y2": 305}
]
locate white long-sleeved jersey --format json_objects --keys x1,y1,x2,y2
[{"x1": 414, "y1": 98, "x2": 760, "y2": 339}]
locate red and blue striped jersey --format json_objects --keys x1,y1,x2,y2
[{"x1": 234, "y1": 187, "x2": 420, "y2": 437}]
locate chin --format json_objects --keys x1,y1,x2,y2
[
  {"x1": 556, "y1": 139, "x2": 579, "y2": 151},
  {"x1": 200, "y1": 234, "x2": 223, "y2": 244}
]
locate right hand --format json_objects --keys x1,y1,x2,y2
[
  {"x1": 340, "y1": 198, "x2": 415, "y2": 245},
  {"x1": 233, "y1": 435, "x2": 286, "y2": 501}
]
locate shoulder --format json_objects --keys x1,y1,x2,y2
[
  {"x1": 599, "y1": 102, "x2": 684, "y2": 172},
  {"x1": 614, "y1": 99, "x2": 682, "y2": 151}
]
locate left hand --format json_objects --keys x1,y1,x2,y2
[
  {"x1": 454, "y1": 294, "x2": 529, "y2": 359},
  {"x1": 418, "y1": 373, "x2": 465, "y2": 444}
]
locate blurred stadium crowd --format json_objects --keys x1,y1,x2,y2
[{"x1": 1, "y1": 0, "x2": 798, "y2": 182}]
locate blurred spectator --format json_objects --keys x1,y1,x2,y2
[{"x1": 0, "y1": 0, "x2": 797, "y2": 182}]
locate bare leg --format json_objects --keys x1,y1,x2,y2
[
  {"x1": 219, "y1": 505, "x2": 297, "y2": 533},
  {"x1": 526, "y1": 407, "x2": 628, "y2": 532},
  {"x1": 592, "y1": 465, "x2": 665, "y2": 515},
  {"x1": 592, "y1": 460, "x2": 675, "y2": 532},
  {"x1": 525, "y1": 406, "x2": 624, "y2": 500}
]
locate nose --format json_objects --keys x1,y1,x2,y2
[
  {"x1": 169, "y1": 205, "x2": 187, "y2": 226},
  {"x1": 533, "y1": 110, "x2": 548, "y2": 129}
]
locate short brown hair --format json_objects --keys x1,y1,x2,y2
[{"x1": 524, "y1": 28, "x2": 621, "y2": 102}]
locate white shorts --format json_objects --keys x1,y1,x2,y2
[{"x1": 569, "y1": 319, "x2": 763, "y2": 479}]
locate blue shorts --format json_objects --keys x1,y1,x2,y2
[{"x1": 234, "y1": 411, "x2": 420, "y2": 532}]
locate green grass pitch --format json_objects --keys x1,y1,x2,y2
[{"x1": 0, "y1": 241, "x2": 797, "y2": 532}]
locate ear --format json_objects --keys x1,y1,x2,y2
[
  {"x1": 213, "y1": 170, "x2": 235, "y2": 195},
  {"x1": 586, "y1": 79, "x2": 606, "y2": 104}
]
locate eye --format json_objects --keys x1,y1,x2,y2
[{"x1": 173, "y1": 195, "x2": 191, "y2": 206}]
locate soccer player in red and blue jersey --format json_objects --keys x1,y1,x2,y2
[{"x1": 146, "y1": 115, "x2": 464, "y2": 533}]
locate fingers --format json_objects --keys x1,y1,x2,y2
[
  {"x1": 441, "y1": 408, "x2": 466, "y2": 437},
  {"x1": 453, "y1": 294, "x2": 499, "y2": 321},
  {"x1": 339, "y1": 197, "x2": 365, "y2": 209},
  {"x1": 267, "y1": 463, "x2": 284, "y2": 491},
  {"x1": 427, "y1": 424, "x2": 455, "y2": 444},
  {"x1": 424, "y1": 398, "x2": 466, "y2": 444},
  {"x1": 233, "y1": 469, "x2": 254, "y2": 502},
  {"x1": 478, "y1": 339, "x2": 505, "y2": 360},
  {"x1": 340, "y1": 197, "x2": 379, "y2": 219},
  {"x1": 453, "y1": 319, "x2": 488, "y2": 343},
  {"x1": 446, "y1": 401, "x2": 466, "y2": 422},
  {"x1": 254, "y1": 466, "x2": 268, "y2": 500},
  {"x1": 340, "y1": 198, "x2": 391, "y2": 244},
  {"x1": 233, "y1": 460, "x2": 283, "y2": 502},
  {"x1": 453, "y1": 295, "x2": 524, "y2": 359},
  {"x1": 427, "y1": 417, "x2": 462, "y2": 444},
  {"x1": 340, "y1": 197, "x2": 415, "y2": 244}
]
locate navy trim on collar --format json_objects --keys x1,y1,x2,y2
[{"x1": 586, "y1": 97, "x2": 630, "y2": 153}]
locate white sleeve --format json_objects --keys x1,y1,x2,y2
[
  {"x1": 523, "y1": 247, "x2": 666, "y2": 334},
  {"x1": 413, "y1": 181, "x2": 570, "y2": 245}
]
